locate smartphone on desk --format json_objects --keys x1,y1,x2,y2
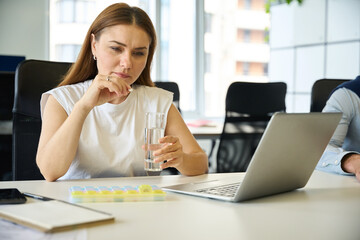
[{"x1": 0, "y1": 188, "x2": 27, "y2": 204}]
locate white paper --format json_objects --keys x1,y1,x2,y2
[{"x1": 0, "y1": 219, "x2": 87, "y2": 240}]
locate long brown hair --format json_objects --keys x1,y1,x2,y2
[{"x1": 59, "y1": 3, "x2": 156, "y2": 87}]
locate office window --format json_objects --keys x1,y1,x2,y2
[
  {"x1": 57, "y1": 0, "x2": 75, "y2": 23},
  {"x1": 243, "y1": 62, "x2": 250, "y2": 75},
  {"x1": 236, "y1": 62, "x2": 268, "y2": 76},
  {"x1": 56, "y1": 44, "x2": 81, "y2": 62},
  {"x1": 238, "y1": 29, "x2": 266, "y2": 43},
  {"x1": 50, "y1": 0, "x2": 155, "y2": 62},
  {"x1": 205, "y1": 53, "x2": 211, "y2": 73},
  {"x1": 244, "y1": 29, "x2": 251, "y2": 42},
  {"x1": 264, "y1": 28, "x2": 269, "y2": 43},
  {"x1": 245, "y1": 0, "x2": 252, "y2": 9},
  {"x1": 263, "y1": 63, "x2": 268, "y2": 75},
  {"x1": 203, "y1": 0, "x2": 269, "y2": 117},
  {"x1": 238, "y1": 0, "x2": 252, "y2": 9},
  {"x1": 56, "y1": 0, "x2": 96, "y2": 24},
  {"x1": 158, "y1": 0, "x2": 169, "y2": 81},
  {"x1": 158, "y1": 0, "x2": 197, "y2": 112},
  {"x1": 205, "y1": 13, "x2": 212, "y2": 33},
  {"x1": 239, "y1": 0, "x2": 265, "y2": 10}
]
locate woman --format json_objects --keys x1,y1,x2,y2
[{"x1": 36, "y1": 3, "x2": 208, "y2": 181}]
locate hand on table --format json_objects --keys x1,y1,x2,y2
[{"x1": 342, "y1": 153, "x2": 360, "y2": 182}]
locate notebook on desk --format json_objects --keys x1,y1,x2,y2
[
  {"x1": 0, "y1": 199, "x2": 114, "y2": 232},
  {"x1": 163, "y1": 112, "x2": 342, "y2": 202}
]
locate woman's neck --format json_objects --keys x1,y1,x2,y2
[{"x1": 108, "y1": 94, "x2": 129, "y2": 105}]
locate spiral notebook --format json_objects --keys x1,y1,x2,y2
[{"x1": 0, "y1": 199, "x2": 114, "y2": 232}]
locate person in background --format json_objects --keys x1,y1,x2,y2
[
  {"x1": 316, "y1": 75, "x2": 360, "y2": 181},
  {"x1": 36, "y1": 3, "x2": 208, "y2": 181}
]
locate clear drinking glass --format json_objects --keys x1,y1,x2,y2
[{"x1": 144, "y1": 112, "x2": 165, "y2": 176}]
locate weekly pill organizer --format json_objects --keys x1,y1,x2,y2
[{"x1": 69, "y1": 185, "x2": 166, "y2": 203}]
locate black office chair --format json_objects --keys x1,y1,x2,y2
[
  {"x1": 0, "y1": 72, "x2": 15, "y2": 180},
  {"x1": 215, "y1": 81, "x2": 287, "y2": 173},
  {"x1": 310, "y1": 79, "x2": 350, "y2": 112},
  {"x1": 12, "y1": 60, "x2": 72, "y2": 180},
  {"x1": 0, "y1": 72, "x2": 15, "y2": 121},
  {"x1": 154, "y1": 81, "x2": 181, "y2": 114}
]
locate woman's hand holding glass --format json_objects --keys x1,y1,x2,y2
[{"x1": 152, "y1": 136, "x2": 184, "y2": 170}]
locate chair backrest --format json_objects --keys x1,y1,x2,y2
[
  {"x1": 216, "y1": 81, "x2": 287, "y2": 173},
  {"x1": 310, "y1": 79, "x2": 350, "y2": 112},
  {"x1": 12, "y1": 60, "x2": 72, "y2": 180},
  {"x1": 154, "y1": 81, "x2": 181, "y2": 113},
  {"x1": 0, "y1": 72, "x2": 15, "y2": 121},
  {"x1": 0, "y1": 72, "x2": 15, "y2": 180},
  {"x1": 225, "y1": 81, "x2": 287, "y2": 116}
]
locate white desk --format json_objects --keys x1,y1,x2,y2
[
  {"x1": 1, "y1": 171, "x2": 360, "y2": 240},
  {"x1": 188, "y1": 124, "x2": 223, "y2": 140}
]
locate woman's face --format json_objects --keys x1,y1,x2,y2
[{"x1": 91, "y1": 24, "x2": 150, "y2": 85}]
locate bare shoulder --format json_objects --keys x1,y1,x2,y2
[
  {"x1": 166, "y1": 104, "x2": 185, "y2": 126},
  {"x1": 166, "y1": 105, "x2": 193, "y2": 139},
  {"x1": 42, "y1": 95, "x2": 68, "y2": 122}
]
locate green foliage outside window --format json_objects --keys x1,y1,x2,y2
[{"x1": 265, "y1": 0, "x2": 303, "y2": 13}]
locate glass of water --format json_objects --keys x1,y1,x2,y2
[{"x1": 144, "y1": 112, "x2": 165, "y2": 176}]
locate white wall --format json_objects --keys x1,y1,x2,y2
[
  {"x1": 0, "y1": 0, "x2": 48, "y2": 60},
  {"x1": 269, "y1": 0, "x2": 360, "y2": 112}
]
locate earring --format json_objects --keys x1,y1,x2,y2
[{"x1": 93, "y1": 55, "x2": 97, "y2": 61}]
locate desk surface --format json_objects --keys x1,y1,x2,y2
[
  {"x1": 188, "y1": 124, "x2": 223, "y2": 140},
  {"x1": 1, "y1": 171, "x2": 359, "y2": 240}
]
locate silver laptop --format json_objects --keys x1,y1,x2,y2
[{"x1": 163, "y1": 112, "x2": 342, "y2": 202}]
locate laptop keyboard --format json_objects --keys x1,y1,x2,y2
[{"x1": 195, "y1": 182, "x2": 241, "y2": 198}]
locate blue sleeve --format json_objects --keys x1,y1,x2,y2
[{"x1": 316, "y1": 88, "x2": 357, "y2": 176}]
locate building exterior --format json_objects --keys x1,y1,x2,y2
[{"x1": 203, "y1": 0, "x2": 269, "y2": 116}]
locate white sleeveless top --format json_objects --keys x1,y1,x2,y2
[{"x1": 41, "y1": 80, "x2": 173, "y2": 179}]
